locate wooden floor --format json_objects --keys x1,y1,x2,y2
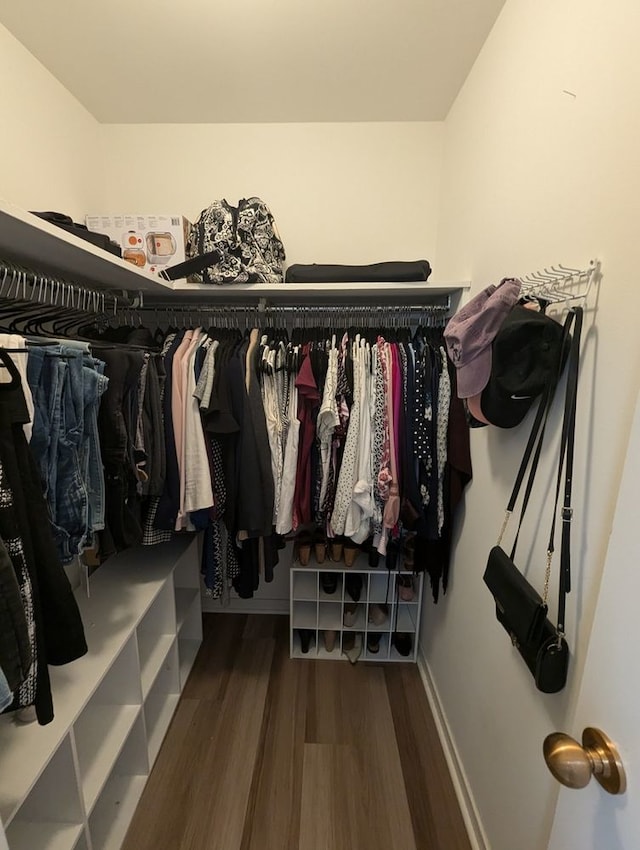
[{"x1": 123, "y1": 614, "x2": 472, "y2": 850}]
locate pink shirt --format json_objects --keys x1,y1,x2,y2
[{"x1": 170, "y1": 330, "x2": 193, "y2": 528}]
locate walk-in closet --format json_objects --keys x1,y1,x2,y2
[{"x1": 1, "y1": 1, "x2": 640, "y2": 849}]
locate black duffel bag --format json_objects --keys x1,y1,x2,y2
[{"x1": 285, "y1": 260, "x2": 431, "y2": 283}]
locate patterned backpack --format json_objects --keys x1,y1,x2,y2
[{"x1": 163, "y1": 197, "x2": 285, "y2": 284}]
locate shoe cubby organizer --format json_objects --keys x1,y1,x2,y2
[
  {"x1": 0, "y1": 536, "x2": 202, "y2": 850},
  {"x1": 290, "y1": 557, "x2": 423, "y2": 663}
]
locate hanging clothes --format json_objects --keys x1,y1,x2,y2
[
  {"x1": 2, "y1": 307, "x2": 469, "y2": 605},
  {"x1": 0, "y1": 352, "x2": 86, "y2": 725},
  {"x1": 258, "y1": 322, "x2": 472, "y2": 600}
]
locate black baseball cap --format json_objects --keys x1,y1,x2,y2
[{"x1": 478, "y1": 306, "x2": 570, "y2": 428}]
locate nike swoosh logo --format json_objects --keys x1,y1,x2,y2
[{"x1": 510, "y1": 394, "x2": 532, "y2": 400}]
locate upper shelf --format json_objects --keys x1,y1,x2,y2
[
  {"x1": 169, "y1": 280, "x2": 469, "y2": 305},
  {"x1": 0, "y1": 199, "x2": 174, "y2": 294},
  {"x1": 0, "y1": 198, "x2": 469, "y2": 304}
]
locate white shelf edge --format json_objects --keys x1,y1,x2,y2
[
  {"x1": 170, "y1": 280, "x2": 470, "y2": 304},
  {"x1": 5, "y1": 820, "x2": 84, "y2": 850}
]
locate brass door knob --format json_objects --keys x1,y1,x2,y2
[{"x1": 543, "y1": 727, "x2": 626, "y2": 795}]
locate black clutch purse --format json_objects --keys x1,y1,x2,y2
[
  {"x1": 483, "y1": 307, "x2": 581, "y2": 694},
  {"x1": 484, "y1": 545, "x2": 547, "y2": 647}
]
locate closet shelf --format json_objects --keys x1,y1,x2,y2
[
  {"x1": 169, "y1": 280, "x2": 470, "y2": 305},
  {"x1": 0, "y1": 199, "x2": 173, "y2": 295},
  {"x1": 0, "y1": 198, "x2": 469, "y2": 304}
]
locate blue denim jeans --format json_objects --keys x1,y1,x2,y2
[
  {"x1": 28, "y1": 347, "x2": 105, "y2": 562},
  {"x1": 55, "y1": 347, "x2": 88, "y2": 561},
  {"x1": 27, "y1": 348, "x2": 61, "y2": 502},
  {"x1": 82, "y1": 356, "x2": 108, "y2": 535}
]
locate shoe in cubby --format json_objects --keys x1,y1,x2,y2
[
  {"x1": 367, "y1": 602, "x2": 389, "y2": 629},
  {"x1": 397, "y1": 574, "x2": 416, "y2": 602},
  {"x1": 323, "y1": 630, "x2": 338, "y2": 653},
  {"x1": 364, "y1": 632, "x2": 390, "y2": 661},
  {"x1": 391, "y1": 632, "x2": 414, "y2": 659},
  {"x1": 342, "y1": 632, "x2": 363, "y2": 664},
  {"x1": 343, "y1": 540, "x2": 361, "y2": 567},
  {"x1": 299, "y1": 629, "x2": 315, "y2": 654},
  {"x1": 345, "y1": 572, "x2": 365, "y2": 603},
  {"x1": 320, "y1": 571, "x2": 340, "y2": 596},
  {"x1": 343, "y1": 602, "x2": 365, "y2": 630}
]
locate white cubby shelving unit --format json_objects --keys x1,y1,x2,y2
[
  {"x1": 0, "y1": 536, "x2": 202, "y2": 850},
  {"x1": 290, "y1": 551, "x2": 423, "y2": 663}
]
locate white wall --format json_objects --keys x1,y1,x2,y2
[
  {"x1": 424, "y1": 2, "x2": 640, "y2": 849},
  {"x1": 0, "y1": 23, "x2": 101, "y2": 220},
  {"x1": 98, "y1": 122, "x2": 443, "y2": 268}
]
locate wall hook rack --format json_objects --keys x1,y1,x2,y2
[{"x1": 519, "y1": 259, "x2": 600, "y2": 305}]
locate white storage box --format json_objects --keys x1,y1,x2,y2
[{"x1": 85, "y1": 214, "x2": 191, "y2": 278}]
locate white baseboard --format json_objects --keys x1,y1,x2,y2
[
  {"x1": 202, "y1": 596, "x2": 289, "y2": 615},
  {"x1": 417, "y1": 648, "x2": 490, "y2": 850}
]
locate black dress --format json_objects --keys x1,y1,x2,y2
[{"x1": 0, "y1": 352, "x2": 87, "y2": 724}]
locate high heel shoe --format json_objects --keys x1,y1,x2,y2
[
  {"x1": 329, "y1": 535, "x2": 344, "y2": 562},
  {"x1": 295, "y1": 530, "x2": 313, "y2": 566},
  {"x1": 397, "y1": 574, "x2": 415, "y2": 602},
  {"x1": 343, "y1": 539, "x2": 360, "y2": 567},
  {"x1": 314, "y1": 528, "x2": 327, "y2": 564}
]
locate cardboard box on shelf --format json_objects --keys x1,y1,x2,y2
[{"x1": 85, "y1": 214, "x2": 191, "y2": 279}]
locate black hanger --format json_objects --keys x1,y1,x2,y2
[{"x1": 0, "y1": 347, "x2": 22, "y2": 388}]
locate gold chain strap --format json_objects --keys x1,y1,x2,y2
[
  {"x1": 542, "y1": 550, "x2": 553, "y2": 605},
  {"x1": 497, "y1": 510, "x2": 512, "y2": 547}
]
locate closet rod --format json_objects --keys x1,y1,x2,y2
[
  {"x1": 519, "y1": 259, "x2": 599, "y2": 304},
  {"x1": 121, "y1": 302, "x2": 451, "y2": 329},
  {"x1": 0, "y1": 258, "x2": 142, "y2": 313}
]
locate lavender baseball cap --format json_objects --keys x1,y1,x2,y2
[{"x1": 444, "y1": 278, "x2": 522, "y2": 398}]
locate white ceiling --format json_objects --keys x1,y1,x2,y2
[{"x1": 0, "y1": 0, "x2": 506, "y2": 123}]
